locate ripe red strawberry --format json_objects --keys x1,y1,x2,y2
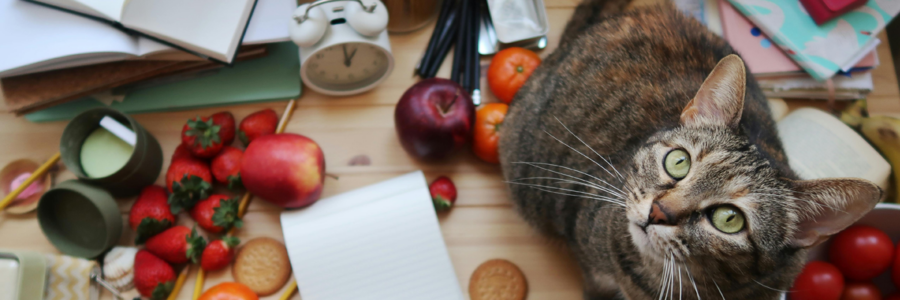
[
  {"x1": 200, "y1": 236, "x2": 240, "y2": 271},
  {"x1": 211, "y1": 146, "x2": 243, "y2": 190},
  {"x1": 166, "y1": 158, "x2": 212, "y2": 214},
  {"x1": 430, "y1": 176, "x2": 457, "y2": 211},
  {"x1": 182, "y1": 116, "x2": 224, "y2": 158},
  {"x1": 134, "y1": 250, "x2": 175, "y2": 300},
  {"x1": 145, "y1": 225, "x2": 207, "y2": 264},
  {"x1": 171, "y1": 144, "x2": 195, "y2": 162},
  {"x1": 238, "y1": 109, "x2": 278, "y2": 146},
  {"x1": 211, "y1": 111, "x2": 236, "y2": 146},
  {"x1": 189, "y1": 194, "x2": 243, "y2": 234},
  {"x1": 129, "y1": 185, "x2": 176, "y2": 244}
]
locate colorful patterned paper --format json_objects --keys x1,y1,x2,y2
[
  {"x1": 44, "y1": 254, "x2": 98, "y2": 300},
  {"x1": 727, "y1": 0, "x2": 900, "y2": 80}
]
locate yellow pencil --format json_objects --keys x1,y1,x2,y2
[
  {"x1": 167, "y1": 266, "x2": 190, "y2": 300},
  {"x1": 192, "y1": 268, "x2": 205, "y2": 300},
  {"x1": 278, "y1": 280, "x2": 297, "y2": 300},
  {"x1": 0, "y1": 152, "x2": 59, "y2": 211}
]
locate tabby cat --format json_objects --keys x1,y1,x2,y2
[{"x1": 497, "y1": 0, "x2": 883, "y2": 299}]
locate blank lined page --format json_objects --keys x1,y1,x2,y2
[{"x1": 280, "y1": 171, "x2": 464, "y2": 300}]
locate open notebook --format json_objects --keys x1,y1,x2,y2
[
  {"x1": 280, "y1": 171, "x2": 465, "y2": 300},
  {"x1": 26, "y1": 0, "x2": 258, "y2": 64}
]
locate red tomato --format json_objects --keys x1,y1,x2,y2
[
  {"x1": 885, "y1": 294, "x2": 900, "y2": 300},
  {"x1": 790, "y1": 261, "x2": 845, "y2": 300},
  {"x1": 472, "y1": 103, "x2": 508, "y2": 164},
  {"x1": 840, "y1": 282, "x2": 881, "y2": 300},
  {"x1": 829, "y1": 225, "x2": 895, "y2": 281},
  {"x1": 894, "y1": 242, "x2": 900, "y2": 288},
  {"x1": 487, "y1": 47, "x2": 541, "y2": 104}
]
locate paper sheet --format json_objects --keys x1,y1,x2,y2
[{"x1": 280, "y1": 171, "x2": 464, "y2": 300}]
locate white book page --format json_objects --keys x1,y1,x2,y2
[
  {"x1": 136, "y1": 37, "x2": 174, "y2": 56},
  {"x1": 0, "y1": 0, "x2": 138, "y2": 76},
  {"x1": 120, "y1": 0, "x2": 255, "y2": 62},
  {"x1": 280, "y1": 171, "x2": 465, "y2": 300},
  {"x1": 72, "y1": 0, "x2": 127, "y2": 21},
  {"x1": 31, "y1": 0, "x2": 105, "y2": 19},
  {"x1": 777, "y1": 108, "x2": 891, "y2": 190},
  {"x1": 242, "y1": 0, "x2": 295, "y2": 44}
]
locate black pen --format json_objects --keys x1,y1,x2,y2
[
  {"x1": 416, "y1": 0, "x2": 456, "y2": 77},
  {"x1": 451, "y1": 0, "x2": 469, "y2": 85}
]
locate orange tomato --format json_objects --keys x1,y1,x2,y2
[
  {"x1": 487, "y1": 47, "x2": 541, "y2": 104},
  {"x1": 198, "y1": 282, "x2": 258, "y2": 300},
  {"x1": 473, "y1": 103, "x2": 509, "y2": 163}
]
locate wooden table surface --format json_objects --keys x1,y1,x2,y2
[{"x1": 1, "y1": 1, "x2": 899, "y2": 299}]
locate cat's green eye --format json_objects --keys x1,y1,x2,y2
[
  {"x1": 664, "y1": 149, "x2": 691, "y2": 179},
  {"x1": 711, "y1": 205, "x2": 745, "y2": 234}
]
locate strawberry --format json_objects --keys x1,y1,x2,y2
[
  {"x1": 200, "y1": 236, "x2": 240, "y2": 271},
  {"x1": 145, "y1": 225, "x2": 207, "y2": 265},
  {"x1": 430, "y1": 176, "x2": 457, "y2": 211},
  {"x1": 211, "y1": 146, "x2": 243, "y2": 190},
  {"x1": 166, "y1": 158, "x2": 212, "y2": 214},
  {"x1": 238, "y1": 109, "x2": 278, "y2": 146},
  {"x1": 189, "y1": 194, "x2": 243, "y2": 234},
  {"x1": 134, "y1": 250, "x2": 176, "y2": 300},
  {"x1": 182, "y1": 116, "x2": 224, "y2": 158},
  {"x1": 211, "y1": 111, "x2": 236, "y2": 146},
  {"x1": 129, "y1": 185, "x2": 176, "y2": 244},
  {"x1": 171, "y1": 144, "x2": 195, "y2": 162}
]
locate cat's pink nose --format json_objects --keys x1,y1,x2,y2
[{"x1": 649, "y1": 203, "x2": 672, "y2": 225}]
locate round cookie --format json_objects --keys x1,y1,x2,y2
[
  {"x1": 232, "y1": 237, "x2": 291, "y2": 296},
  {"x1": 469, "y1": 259, "x2": 527, "y2": 300}
]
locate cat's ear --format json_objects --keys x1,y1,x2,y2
[
  {"x1": 789, "y1": 178, "x2": 882, "y2": 248},
  {"x1": 680, "y1": 54, "x2": 746, "y2": 129}
]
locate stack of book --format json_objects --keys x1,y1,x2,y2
[
  {"x1": 679, "y1": 0, "x2": 900, "y2": 100},
  {"x1": 0, "y1": 0, "x2": 299, "y2": 116}
]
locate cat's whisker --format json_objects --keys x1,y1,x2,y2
[
  {"x1": 505, "y1": 181, "x2": 627, "y2": 207},
  {"x1": 684, "y1": 262, "x2": 701, "y2": 300},
  {"x1": 515, "y1": 176, "x2": 625, "y2": 199},
  {"x1": 513, "y1": 161, "x2": 626, "y2": 195},
  {"x1": 659, "y1": 254, "x2": 671, "y2": 300},
  {"x1": 552, "y1": 117, "x2": 626, "y2": 182},
  {"x1": 507, "y1": 181, "x2": 626, "y2": 204},
  {"x1": 542, "y1": 129, "x2": 622, "y2": 181},
  {"x1": 752, "y1": 279, "x2": 789, "y2": 293},
  {"x1": 678, "y1": 264, "x2": 683, "y2": 300},
  {"x1": 712, "y1": 279, "x2": 726, "y2": 300}
]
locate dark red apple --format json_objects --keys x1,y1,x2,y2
[
  {"x1": 394, "y1": 78, "x2": 475, "y2": 160},
  {"x1": 240, "y1": 133, "x2": 325, "y2": 208}
]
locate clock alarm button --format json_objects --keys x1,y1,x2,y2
[
  {"x1": 346, "y1": 0, "x2": 389, "y2": 37},
  {"x1": 289, "y1": 4, "x2": 329, "y2": 47}
]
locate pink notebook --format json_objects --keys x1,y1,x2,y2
[{"x1": 718, "y1": 0, "x2": 876, "y2": 77}]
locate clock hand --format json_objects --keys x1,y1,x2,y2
[
  {"x1": 342, "y1": 45, "x2": 350, "y2": 67},
  {"x1": 346, "y1": 47, "x2": 358, "y2": 67}
]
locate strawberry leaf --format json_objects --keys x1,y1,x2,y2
[
  {"x1": 212, "y1": 197, "x2": 242, "y2": 231},
  {"x1": 222, "y1": 236, "x2": 240, "y2": 248},
  {"x1": 186, "y1": 117, "x2": 221, "y2": 150},
  {"x1": 185, "y1": 226, "x2": 207, "y2": 264},
  {"x1": 226, "y1": 174, "x2": 243, "y2": 191},
  {"x1": 134, "y1": 218, "x2": 172, "y2": 244},
  {"x1": 151, "y1": 281, "x2": 174, "y2": 300},
  {"x1": 168, "y1": 175, "x2": 211, "y2": 214},
  {"x1": 238, "y1": 130, "x2": 249, "y2": 146},
  {"x1": 432, "y1": 195, "x2": 452, "y2": 211}
]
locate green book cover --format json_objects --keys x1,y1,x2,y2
[{"x1": 26, "y1": 42, "x2": 301, "y2": 122}]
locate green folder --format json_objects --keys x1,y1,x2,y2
[{"x1": 26, "y1": 42, "x2": 301, "y2": 122}]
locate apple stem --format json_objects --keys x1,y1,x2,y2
[
  {"x1": 325, "y1": 173, "x2": 340, "y2": 180},
  {"x1": 438, "y1": 95, "x2": 459, "y2": 116}
]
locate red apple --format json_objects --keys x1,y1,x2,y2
[
  {"x1": 395, "y1": 78, "x2": 475, "y2": 161},
  {"x1": 240, "y1": 133, "x2": 325, "y2": 208}
]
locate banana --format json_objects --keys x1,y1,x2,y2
[
  {"x1": 840, "y1": 99, "x2": 868, "y2": 128},
  {"x1": 860, "y1": 115, "x2": 900, "y2": 203}
]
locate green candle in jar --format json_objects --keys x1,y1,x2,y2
[{"x1": 79, "y1": 127, "x2": 134, "y2": 178}]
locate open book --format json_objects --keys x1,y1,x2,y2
[
  {"x1": 776, "y1": 107, "x2": 891, "y2": 191},
  {"x1": 27, "y1": 0, "x2": 257, "y2": 64},
  {"x1": 280, "y1": 171, "x2": 465, "y2": 300}
]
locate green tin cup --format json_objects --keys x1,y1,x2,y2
[
  {"x1": 37, "y1": 180, "x2": 122, "y2": 259},
  {"x1": 60, "y1": 108, "x2": 162, "y2": 198}
]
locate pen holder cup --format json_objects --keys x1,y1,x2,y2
[
  {"x1": 60, "y1": 108, "x2": 162, "y2": 198},
  {"x1": 37, "y1": 180, "x2": 122, "y2": 259}
]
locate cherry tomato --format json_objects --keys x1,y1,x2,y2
[
  {"x1": 472, "y1": 103, "x2": 508, "y2": 164},
  {"x1": 487, "y1": 47, "x2": 541, "y2": 104},
  {"x1": 840, "y1": 282, "x2": 881, "y2": 300},
  {"x1": 894, "y1": 242, "x2": 900, "y2": 288},
  {"x1": 829, "y1": 225, "x2": 895, "y2": 281},
  {"x1": 885, "y1": 293, "x2": 900, "y2": 300},
  {"x1": 790, "y1": 261, "x2": 844, "y2": 300}
]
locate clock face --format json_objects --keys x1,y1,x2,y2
[{"x1": 304, "y1": 42, "x2": 391, "y2": 92}]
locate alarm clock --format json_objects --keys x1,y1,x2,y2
[{"x1": 289, "y1": 0, "x2": 394, "y2": 96}]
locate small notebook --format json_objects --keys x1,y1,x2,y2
[
  {"x1": 26, "y1": 0, "x2": 259, "y2": 64},
  {"x1": 719, "y1": 0, "x2": 877, "y2": 77},
  {"x1": 280, "y1": 171, "x2": 465, "y2": 300},
  {"x1": 727, "y1": 0, "x2": 900, "y2": 81}
]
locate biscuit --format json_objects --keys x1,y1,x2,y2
[
  {"x1": 469, "y1": 259, "x2": 527, "y2": 300},
  {"x1": 232, "y1": 237, "x2": 292, "y2": 296}
]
